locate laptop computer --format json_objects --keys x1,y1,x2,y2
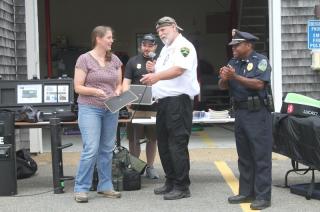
[
  {"x1": 129, "y1": 85, "x2": 154, "y2": 105},
  {"x1": 104, "y1": 90, "x2": 138, "y2": 113}
]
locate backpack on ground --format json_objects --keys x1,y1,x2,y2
[
  {"x1": 91, "y1": 145, "x2": 146, "y2": 191},
  {"x1": 16, "y1": 149, "x2": 37, "y2": 179}
]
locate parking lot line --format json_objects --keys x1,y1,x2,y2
[
  {"x1": 198, "y1": 131, "x2": 215, "y2": 148},
  {"x1": 215, "y1": 161, "x2": 259, "y2": 212}
]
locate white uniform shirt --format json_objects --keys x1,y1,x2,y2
[{"x1": 152, "y1": 34, "x2": 200, "y2": 99}]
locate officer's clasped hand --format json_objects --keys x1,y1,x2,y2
[
  {"x1": 219, "y1": 66, "x2": 228, "y2": 80},
  {"x1": 219, "y1": 65, "x2": 236, "y2": 80},
  {"x1": 225, "y1": 65, "x2": 236, "y2": 79}
]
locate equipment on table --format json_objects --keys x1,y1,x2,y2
[{"x1": 281, "y1": 93, "x2": 320, "y2": 117}]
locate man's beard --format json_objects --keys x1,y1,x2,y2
[{"x1": 161, "y1": 37, "x2": 170, "y2": 45}]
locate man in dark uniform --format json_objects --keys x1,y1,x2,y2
[
  {"x1": 122, "y1": 34, "x2": 159, "y2": 179},
  {"x1": 218, "y1": 29, "x2": 273, "y2": 210}
]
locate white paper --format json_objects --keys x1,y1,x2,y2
[
  {"x1": 44, "y1": 85, "x2": 58, "y2": 103},
  {"x1": 58, "y1": 85, "x2": 69, "y2": 103},
  {"x1": 17, "y1": 84, "x2": 42, "y2": 104}
]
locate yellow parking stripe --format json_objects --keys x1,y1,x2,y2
[
  {"x1": 215, "y1": 161, "x2": 259, "y2": 212},
  {"x1": 197, "y1": 131, "x2": 215, "y2": 148}
]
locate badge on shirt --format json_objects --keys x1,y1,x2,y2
[
  {"x1": 136, "y1": 63, "x2": 141, "y2": 69},
  {"x1": 247, "y1": 63, "x2": 253, "y2": 71},
  {"x1": 258, "y1": 59, "x2": 268, "y2": 72},
  {"x1": 180, "y1": 47, "x2": 190, "y2": 57}
]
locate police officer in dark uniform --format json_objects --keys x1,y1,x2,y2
[{"x1": 219, "y1": 29, "x2": 273, "y2": 210}]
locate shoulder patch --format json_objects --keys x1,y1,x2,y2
[
  {"x1": 258, "y1": 59, "x2": 268, "y2": 72},
  {"x1": 180, "y1": 47, "x2": 190, "y2": 57}
]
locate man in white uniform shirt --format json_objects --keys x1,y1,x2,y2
[{"x1": 141, "y1": 16, "x2": 200, "y2": 200}]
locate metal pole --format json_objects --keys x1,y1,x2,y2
[{"x1": 50, "y1": 118, "x2": 64, "y2": 194}]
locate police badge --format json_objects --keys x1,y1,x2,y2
[{"x1": 247, "y1": 63, "x2": 253, "y2": 71}]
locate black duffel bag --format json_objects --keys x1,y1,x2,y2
[
  {"x1": 123, "y1": 167, "x2": 141, "y2": 191},
  {"x1": 16, "y1": 149, "x2": 38, "y2": 179}
]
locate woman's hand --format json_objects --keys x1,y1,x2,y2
[
  {"x1": 114, "y1": 88, "x2": 122, "y2": 96},
  {"x1": 94, "y1": 88, "x2": 107, "y2": 98}
]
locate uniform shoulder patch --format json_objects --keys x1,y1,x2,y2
[
  {"x1": 258, "y1": 59, "x2": 268, "y2": 72},
  {"x1": 180, "y1": 47, "x2": 190, "y2": 57}
]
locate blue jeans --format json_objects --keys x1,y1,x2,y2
[{"x1": 74, "y1": 104, "x2": 119, "y2": 192}]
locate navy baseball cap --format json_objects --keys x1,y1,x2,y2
[
  {"x1": 228, "y1": 29, "x2": 259, "y2": 45},
  {"x1": 142, "y1": 33, "x2": 156, "y2": 44}
]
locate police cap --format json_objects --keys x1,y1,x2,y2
[{"x1": 228, "y1": 29, "x2": 259, "y2": 46}]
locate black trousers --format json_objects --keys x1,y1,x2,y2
[
  {"x1": 235, "y1": 107, "x2": 272, "y2": 201},
  {"x1": 156, "y1": 94, "x2": 193, "y2": 190}
]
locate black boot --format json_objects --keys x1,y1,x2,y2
[
  {"x1": 250, "y1": 200, "x2": 271, "y2": 210},
  {"x1": 228, "y1": 195, "x2": 254, "y2": 204},
  {"x1": 163, "y1": 188, "x2": 191, "y2": 200},
  {"x1": 154, "y1": 184, "x2": 173, "y2": 195}
]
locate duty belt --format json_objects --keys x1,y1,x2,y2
[
  {"x1": 157, "y1": 94, "x2": 191, "y2": 104},
  {"x1": 233, "y1": 101, "x2": 250, "y2": 110},
  {"x1": 232, "y1": 96, "x2": 267, "y2": 111}
]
